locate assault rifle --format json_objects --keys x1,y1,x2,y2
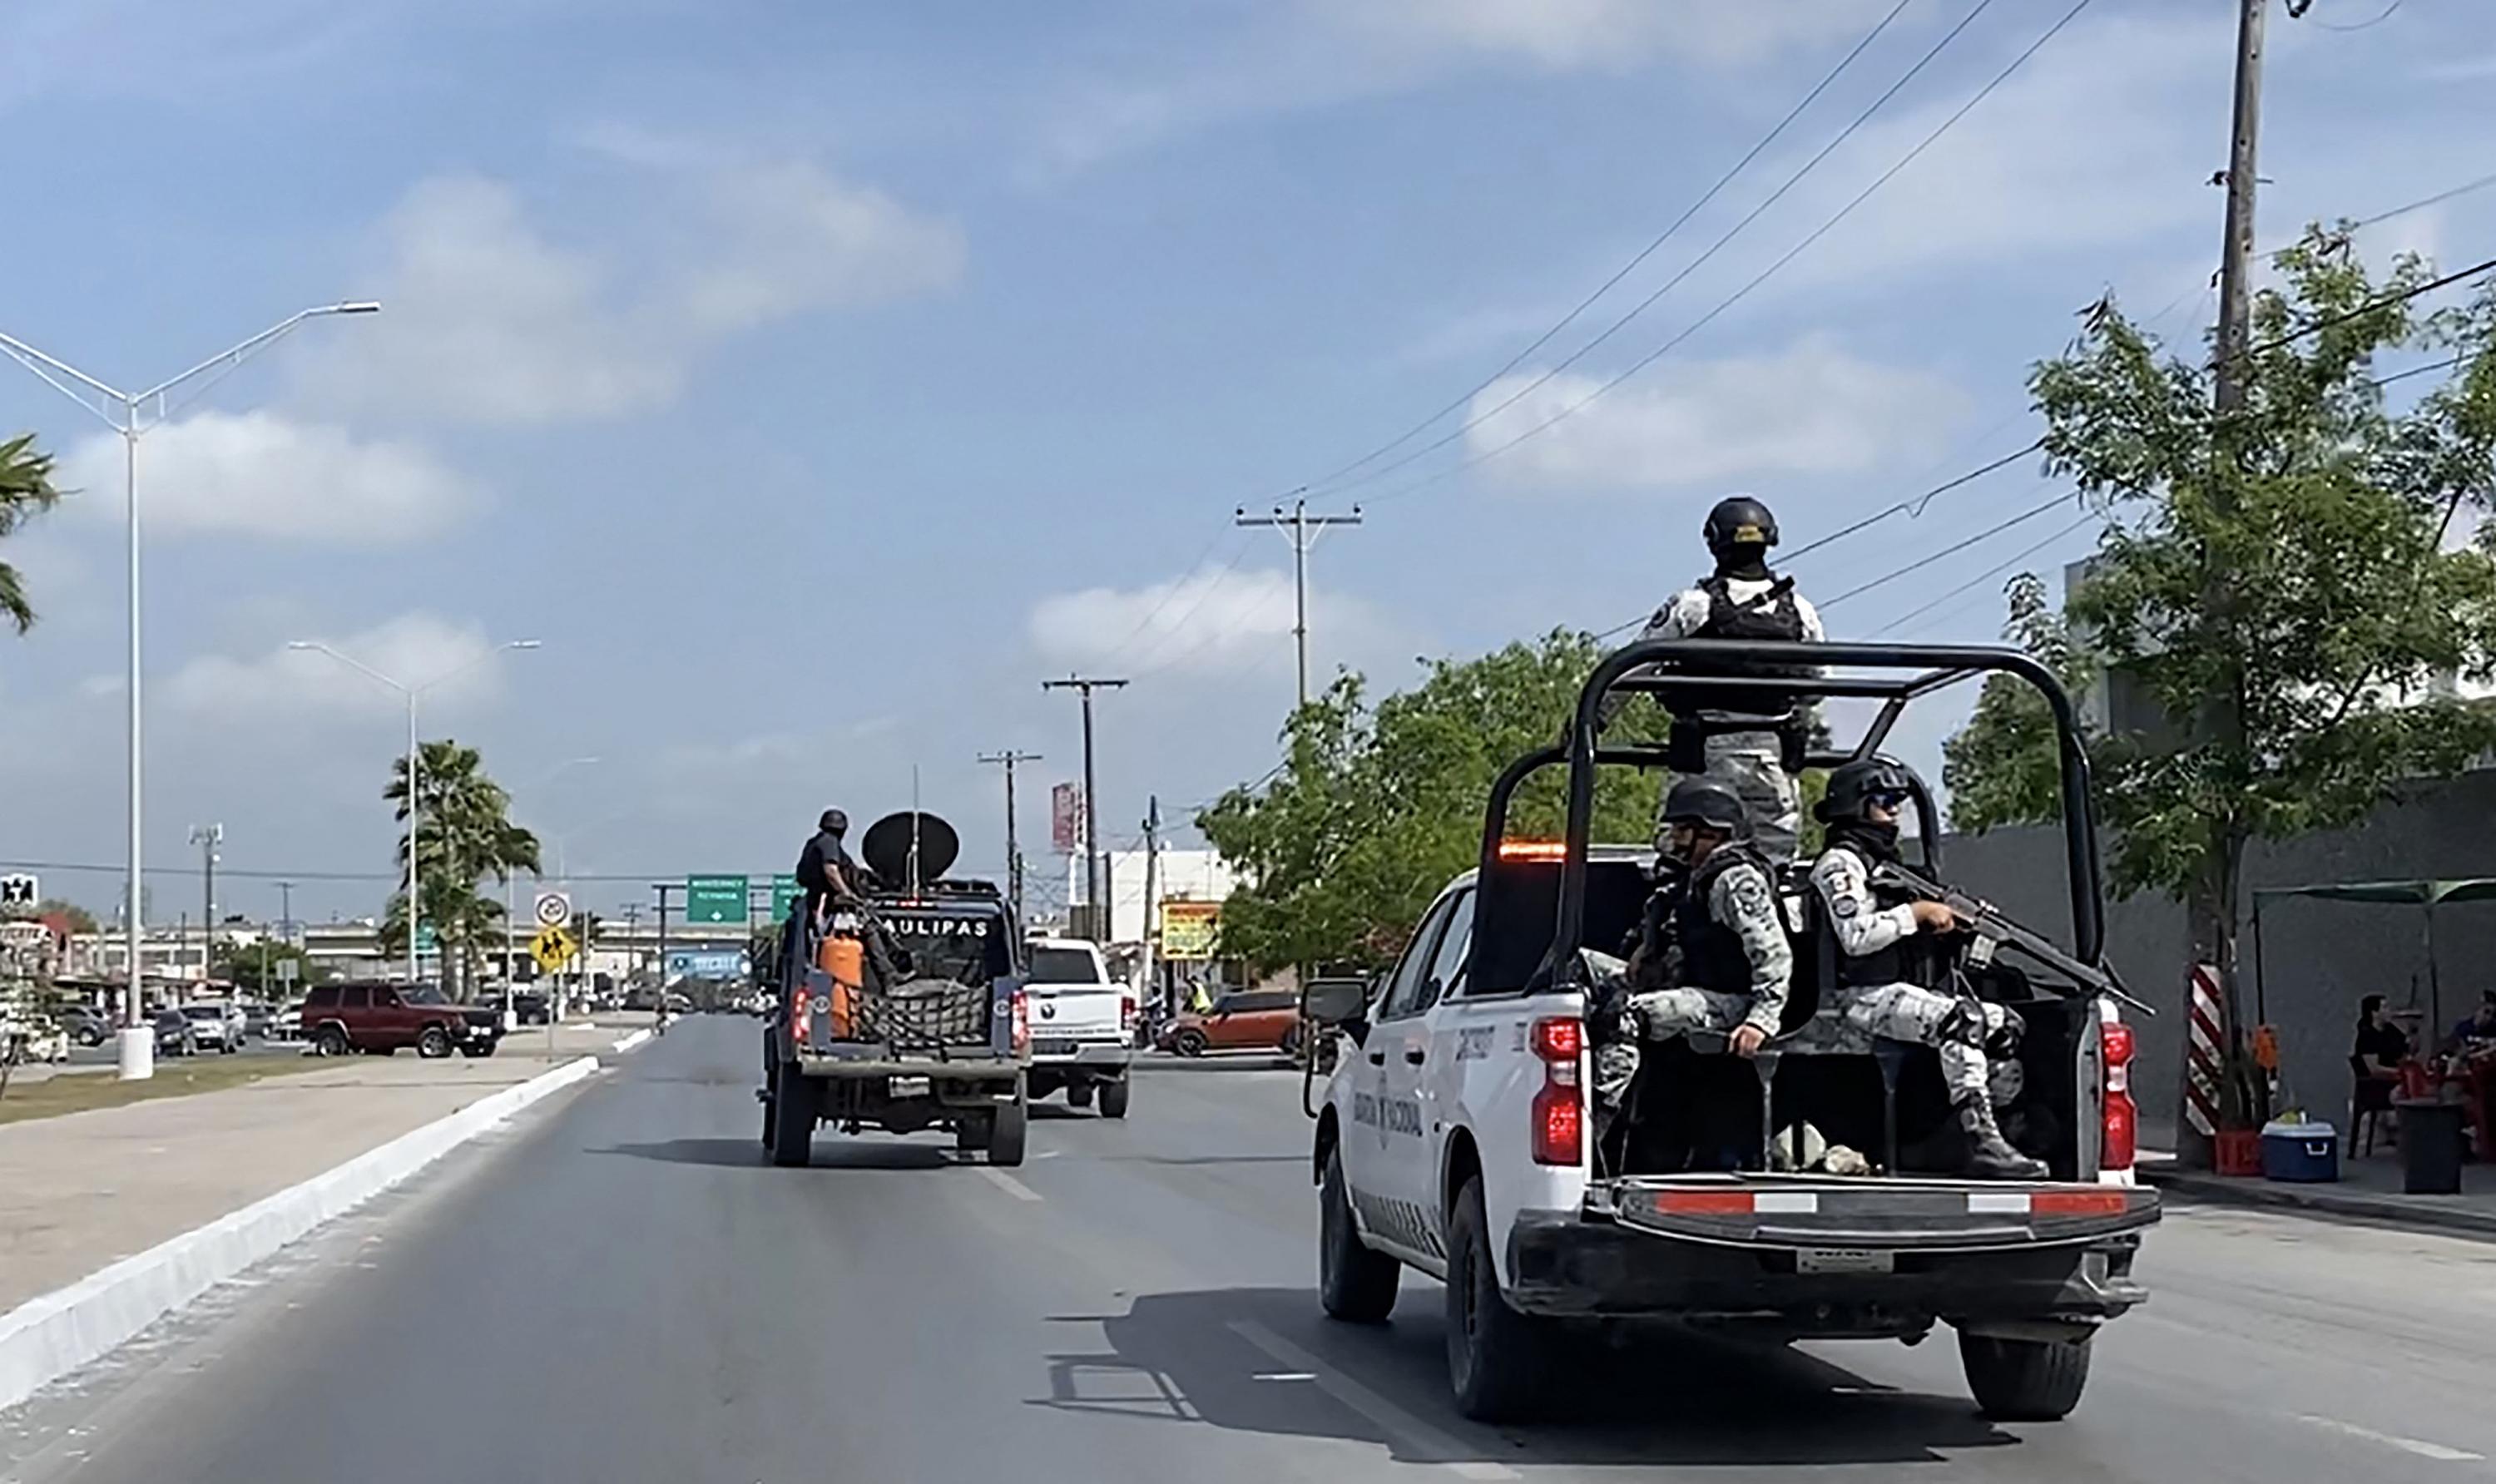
[{"x1": 1870, "y1": 860, "x2": 2155, "y2": 1017}]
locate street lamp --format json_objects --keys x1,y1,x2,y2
[
  {"x1": 288, "y1": 638, "x2": 542, "y2": 987},
  {"x1": 0, "y1": 301, "x2": 381, "y2": 1081}
]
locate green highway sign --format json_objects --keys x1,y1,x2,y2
[
  {"x1": 686, "y1": 874, "x2": 750, "y2": 925},
  {"x1": 770, "y1": 873, "x2": 802, "y2": 923},
  {"x1": 414, "y1": 923, "x2": 438, "y2": 953}
]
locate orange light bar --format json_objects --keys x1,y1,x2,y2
[
  {"x1": 1497, "y1": 839, "x2": 1568, "y2": 862},
  {"x1": 2032, "y1": 1190, "x2": 2129, "y2": 1217},
  {"x1": 1649, "y1": 1190, "x2": 1755, "y2": 1215}
]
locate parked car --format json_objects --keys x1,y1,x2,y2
[
  {"x1": 179, "y1": 1003, "x2": 238, "y2": 1053},
  {"x1": 404, "y1": 984, "x2": 505, "y2": 1056},
  {"x1": 1162, "y1": 988, "x2": 1304, "y2": 1057},
  {"x1": 500, "y1": 990, "x2": 551, "y2": 1026},
  {"x1": 270, "y1": 1000, "x2": 305, "y2": 1041},
  {"x1": 57, "y1": 1003, "x2": 111, "y2": 1048},
  {"x1": 152, "y1": 1007, "x2": 197, "y2": 1057},
  {"x1": 300, "y1": 982, "x2": 475, "y2": 1059}
]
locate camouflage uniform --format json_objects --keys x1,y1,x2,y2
[
  {"x1": 1592, "y1": 851, "x2": 1791, "y2": 1108},
  {"x1": 1807, "y1": 843, "x2": 2004, "y2": 1106}
]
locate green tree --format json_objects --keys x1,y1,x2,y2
[
  {"x1": 380, "y1": 740, "x2": 541, "y2": 998},
  {"x1": 210, "y1": 940, "x2": 324, "y2": 997},
  {"x1": 1198, "y1": 631, "x2": 1666, "y2": 973},
  {"x1": 1942, "y1": 573, "x2": 2098, "y2": 831},
  {"x1": 1945, "y1": 230, "x2": 2496, "y2": 1111},
  {"x1": 0, "y1": 433, "x2": 63, "y2": 635}
]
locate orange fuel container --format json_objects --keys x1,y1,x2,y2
[{"x1": 815, "y1": 933, "x2": 865, "y2": 1039}]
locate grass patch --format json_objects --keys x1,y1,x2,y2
[{"x1": 0, "y1": 1054, "x2": 331, "y2": 1125}]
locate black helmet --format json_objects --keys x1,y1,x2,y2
[
  {"x1": 1703, "y1": 496, "x2": 1779, "y2": 557},
  {"x1": 819, "y1": 809, "x2": 849, "y2": 834},
  {"x1": 1815, "y1": 758, "x2": 1917, "y2": 824},
  {"x1": 1660, "y1": 776, "x2": 1746, "y2": 837}
]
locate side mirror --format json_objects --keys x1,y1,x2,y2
[{"x1": 1302, "y1": 978, "x2": 1368, "y2": 1026}]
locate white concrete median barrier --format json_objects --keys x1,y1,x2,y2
[{"x1": 0, "y1": 1054, "x2": 602, "y2": 1413}]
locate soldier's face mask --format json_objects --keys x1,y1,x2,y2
[{"x1": 1666, "y1": 823, "x2": 1725, "y2": 867}]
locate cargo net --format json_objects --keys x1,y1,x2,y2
[{"x1": 850, "y1": 977, "x2": 991, "y2": 1056}]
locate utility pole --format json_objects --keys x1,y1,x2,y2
[
  {"x1": 190, "y1": 824, "x2": 221, "y2": 985},
  {"x1": 2180, "y1": 0, "x2": 2268, "y2": 1171},
  {"x1": 275, "y1": 879, "x2": 295, "y2": 944},
  {"x1": 1236, "y1": 497, "x2": 1363, "y2": 709},
  {"x1": 1139, "y1": 794, "x2": 1162, "y2": 1015},
  {"x1": 978, "y1": 749, "x2": 1043, "y2": 924},
  {"x1": 1042, "y1": 676, "x2": 1127, "y2": 942},
  {"x1": 653, "y1": 883, "x2": 680, "y2": 1017}
]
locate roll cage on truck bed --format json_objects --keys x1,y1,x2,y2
[{"x1": 1302, "y1": 637, "x2": 2159, "y2": 1426}]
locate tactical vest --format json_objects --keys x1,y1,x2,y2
[
  {"x1": 1672, "y1": 844, "x2": 1773, "y2": 997},
  {"x1": 1664, "y1": 576, "x2": 1813, "y2": 769},
  {"x1": 1820, "y1": 841, "x2": 1919, "y2": 989}
]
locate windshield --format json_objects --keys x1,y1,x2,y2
[
  {"x1": 1028, "y1": 947, "x2": 1103, "y2": 985},
  {"x1": 181, "y1": 1006, "x2": 222, "y2": 1020},
  {"x1": 882, "y1": 914, "x2": 1010, "y2": 986},
  {"x1": 404, "y1": 986, "x2": 448, "y2": 1005}
]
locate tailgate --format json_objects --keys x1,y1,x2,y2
[
  {"x1": 1596, "y1": 1175, "x2": 2159, "y2": 1251},
  {"x1": 1025, "y1": 985, "x2": 1124, "y2": 1041}
]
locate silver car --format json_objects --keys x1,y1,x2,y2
[{"x1": 179, "y1": 1004, "x2": 237, "y2": 1053}]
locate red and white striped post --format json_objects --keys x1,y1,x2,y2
[{"x1": 2184, "y1": 962, "x2": 2226, "y2": 1155}]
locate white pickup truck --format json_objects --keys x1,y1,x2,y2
[
  {"x1": 1303, "y1": 637, "x2": 2160, "y2": 1426},
  {"x1": 1023, "y1": 937, "x2": 1135, "y2": 1117}
]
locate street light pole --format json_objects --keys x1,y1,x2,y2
[
  {"x1": 0, "y1": 302, "x2": 381, "y2": 1081},
  {"x1": 288, "y1": 636, "x2": 541, "y2": 992}
]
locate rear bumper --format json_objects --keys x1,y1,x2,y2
[
  {"x1": 1504, "y1": 1211, "x2": 2150, "y2": 1332},
  {"x1": 1029, "y1": 1040, "x2": 1132, "y2": 1069},
  {"x1": 792, "y1": 1051, "x2": 1023, "y2": 1081}
]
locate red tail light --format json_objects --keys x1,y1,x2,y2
[
  {"x1": 1528, "y1": 1017, "x2": 1584, "y2": 1166},
  {"x1": 789, "y1": 988, "x2": 812, "y2": 1049},
  {"x1": 1012, "y1": 990, "x2": 1031, "y2": 1056},
  {"x1": 2101, "y1": 1019, "x2": 2137, "y2": 1170},
  {"x1": 1121, "y1": 995, "x2": 1138, "y2": 1032}
]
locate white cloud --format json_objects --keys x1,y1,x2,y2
[
  {"x1": 678, "y1": 161, "x2": 966, "y2": 336},
  {"x1": 1322, "y1": 0, "x2": 1891, "y2": 72},
  {"x1": 1464, "y1": 336, "x2": 1965, "y2": 490},
  {"x1": 1029, "y1": 566, "x2": 1391, "y2": 678},
  {"x1": 165, "y1": 612, "x2": 515, "y2": 724},
  {"x1": 61, "y1": 410, "x2": 474, "y2": 543}
]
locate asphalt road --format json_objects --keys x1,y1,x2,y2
[{"x1": 8, "y1": 1017, "x2": 2496, "y2": 1482}]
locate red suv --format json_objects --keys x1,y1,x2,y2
[{"x1": 302, "y1": 982, "x2": 491, "y2": 1059}]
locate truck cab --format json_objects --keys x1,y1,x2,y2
[{"x1": 1305, "y1": 637, "x2": 2158, "y2": 1425}]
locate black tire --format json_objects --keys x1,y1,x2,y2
[
  {"x1": 314, "y1": 1024, "x2": 350, "y2": 1057},
  {"x1": 988, "y1": 1100, "x2": 1029, "y2": 1167},
  {"x1": 1067, "y1": 1080, "x2": 1095, "y2": 1110},
  {"x1": 1173, "y1": 1029, "x2": 1208, "y2": 1058},
  {"x1": 1445, "y1": 1174, "x2": 1556, "y2": 1423},
  {"x1": 769, "y1": 1071, "x2": 817, "y2": 1168},
  {"x1": 763, "y1": 1061, "x2": 780, "y2": 1149},
  {"x1": 1959, "y1": 1332, "x2": 2092, "y2": 1422},
  {"x1": 1098, "y1": 1076, "x2": 1132, "y2": 1120},
  {"x1": 417, "y1": 1026, "x2": 453, "y2": 1060},
  {"x1": 1318, "y1": 1145, "x2": 1399, "y2": 1323},
  {"x1": 954, "y1": 1115, "x2": 992, "y2": 1153}
]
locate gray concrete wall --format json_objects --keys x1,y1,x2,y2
[{"x1": 1941, "y1": 768, "x2": 2496, "y2": 1149}]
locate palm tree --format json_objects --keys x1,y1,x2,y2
[
  {"x1": 0, "y1": 433, "x2": 63, "y2": 635},
  {"x1": 382, "y1": 740, "x2": 542, "y2": 998}
]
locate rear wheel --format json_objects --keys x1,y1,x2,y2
[
  {"x1": 314, "y1": 1025, "x2": 349, "y2": 1057},
  {"x1": 1067, "y1": 1080, "x2": 1095, "y2": 1109},
  {"x1": 1097, "y1": 1076, "x2": 1131, "y2": 1120},
  {"x1": 1959, "y1": 1332, "x2": 2092, "y2": 1421},
  {"x1": 954, "y1": 1115, "x2": 992, "y2": 1153},
  {"x1": 988, "y1": 1099, "x2": 1028, "y2": 1167},
  {"x1": 1445, "y1": 1174, "x2": 1557, "y2": 1423},
  {"x1": 1318, "y1": 1145, "x2": 1399, "y2": 1323},
  {"x1": 769, "y1": 1070, "x2": 817, "y2": 1168}
]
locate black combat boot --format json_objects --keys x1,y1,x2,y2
[{"x1": 1955, "y1": 1093, "x2": 2048, "y2": 1180}]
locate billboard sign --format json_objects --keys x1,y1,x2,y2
[
  {"x1": 1159, "y1": 900, "x2": 1221, "y2": 961},
  {"x1": 1051, "y1": 783, "x2": 1084, "y2": 854}
]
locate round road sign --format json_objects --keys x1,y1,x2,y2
[{"x1": 532, "y1": 890, "x2": 572, "y2": 928}]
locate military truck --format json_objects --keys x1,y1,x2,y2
[{"x1": 760, "y1": 811, "x2": 1032, "y2": 1167}]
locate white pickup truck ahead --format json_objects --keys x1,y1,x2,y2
[
  {"x1": 1023, "y1": 937, "x2": 1134, "y2": 1117},
  {"x1": 1303, "y1": 636, "x2": 2161, "y2": 1427}
]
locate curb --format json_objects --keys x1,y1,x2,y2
[
  {"x1": 2141, "y1": 1164, "x2": 2496, "y2": 1240},
  {"x1": 610, "y1": 1029, "x2": 652, "y2": 1055},
  {"x1": 0, "y1": 1054, "x2": 603, "y2": 1413},
  {"x1": 1131, "y1": 1055, "x2": 1300, "y2": 1074}
]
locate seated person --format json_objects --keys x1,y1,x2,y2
[
  {"x1": 1808, "y1": 758, "x2": 2044, "y2": 1180},
  {"x1": 1591, "y1": 777, "x2": 1789, "y2": 1112},
  {"x1": 2444, "y1": 992, "x2": 2496, "y2": 1057},
  {"x1": 2354, "y1": 993, "x2": 2409, "y2": 1082}
]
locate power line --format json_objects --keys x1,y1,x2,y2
[
  {"x1": 1095, "y1": 523, "x2": 1251, "y2": 666},
  {"x1": 1819, "y1": 490, "x2": 2079, "y2": 611},
  {"x1": 1364, "y1": 0, "x2": 2098, "y2": 511},
  {"x1": 1872, "y1": 510, "x2": 2104, "y2": 636},
  {"x1": 1328, "y1": 0, "x2": 2010, "y2": 506},
  {"x1": 1291, "y1": 0, "x2": 1919, "y2": 497},
  {"x1": 2222, "y1": 254, "x2": 2496, "y2": 368}
]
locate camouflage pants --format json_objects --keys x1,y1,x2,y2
[
  {"x1": 1658, "y1": 732, "x2": 1798, "y2": 865},
  {"x1": 1834, "y1": 982, "x2": 1998, "y2": 1103},
  {"x1": 1593, "y1": 988, "x2": 1756, "y2": 1107}
]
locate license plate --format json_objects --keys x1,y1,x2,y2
[
  {"x1": 1033, "y1": 1039, "x2": 1077, "y2": 1056},
  {"x1": 1795, "y1": 1247, "x2": 1894, "y2": 1274}
]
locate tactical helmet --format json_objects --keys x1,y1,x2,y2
[
  {"x1": 820, "y1": 808, "x2": 849, "y2": 834},
  {"x1": 1815, "y1": 758, "x2": 1918, "y2": 824},
  {"x1": 1660, "y1": 775, "x2": 1747, "y2": 837},
  {"x1": 1703, "y1": 495, "x2": 1780, "y2": 558}
]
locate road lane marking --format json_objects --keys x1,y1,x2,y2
[
  {"x1": 977, "y1": 1167, "x2": 1043, "y2": 1202},
  {"x1": 2298, "y1": 1415, "x2": 2484, "y2": 1462},
  {"x1": 1227, "y1": 1320, "x2": 1519, "y2": 1482}
]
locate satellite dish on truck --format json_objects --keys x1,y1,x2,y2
[{"x1": 862, "y1": 811, "x2": 960, "y2": 892}]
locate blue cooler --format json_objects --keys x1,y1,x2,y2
[{"x1": 2260, "y1": 1120, "x2": 2340, "y2": 1183}]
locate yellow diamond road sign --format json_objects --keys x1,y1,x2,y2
[{"x1": 530, "y1": 925, "x2": 578, "y2": 974}]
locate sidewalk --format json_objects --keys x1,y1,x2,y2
[
  {"x1": 2142, "y1": 1146, "x2": 2496, "y2": 1239},
  {"x1": 0, "y1": 1024, "x2": 622, "y2": 1315}
]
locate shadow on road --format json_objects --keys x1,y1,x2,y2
[
  {"x1": 1032, "y1": 1286, "x2": 2015, "y2": 1469},
  {"x1": 589, "y1": 1138, "x2": 953, "y2": 1171}
]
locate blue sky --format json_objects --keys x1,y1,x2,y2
[{"x1": 2, "y1": 0, "x2": 2491, "y2": 925}]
